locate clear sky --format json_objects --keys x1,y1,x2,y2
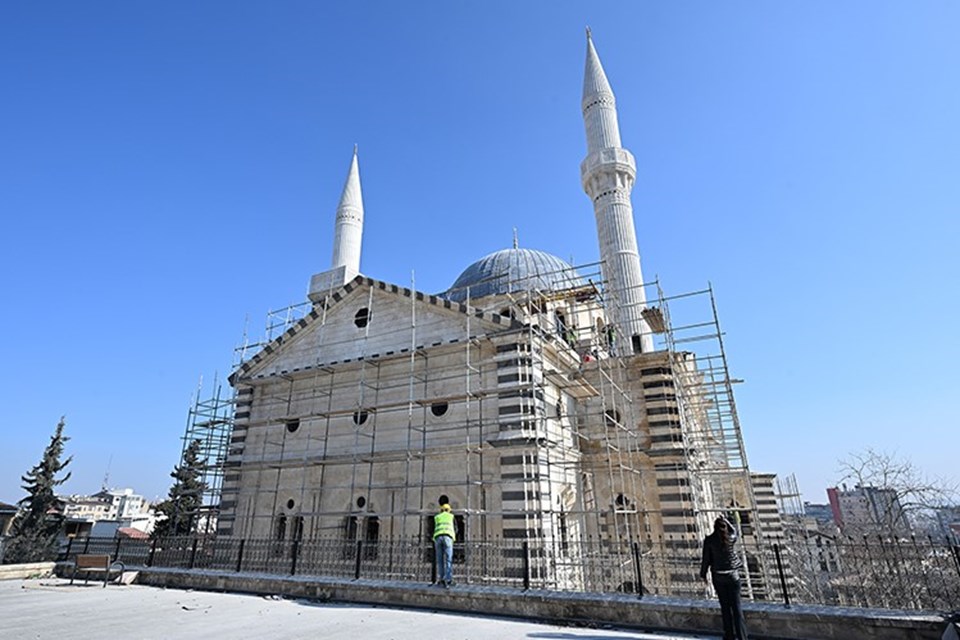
[{"x1": 1, "y1": 2, "x2": 957, "y2": 506}]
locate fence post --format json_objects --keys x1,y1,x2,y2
[
  {"x1": 65, "y1": 537, "x2": 74, "y2": 561},
  {"x1": 430, "y1": 539, "x2": 437, "y2": 584},
  {"x1": 236, "y1": 539, "x2": 245, "y2": 573},
  {"x1": 189, "y1": 538, "x2": 199, "y2": 570},
  {"x1": 773, "y1": 542, "x2": 790, "y2": 608},
  {"x1": 354, "y1": 540, "x2": 363, "y2": 580},
  {"x1": 522, "y1": 541, "x2": 530, "y2": 591},
  {"x1": 114, "y1": 537, "x2": 122, "y2": 561},
  {"x1": 632, "y1": 542, "x2": 644, "y2": 600},
  {"x1": 147, "y1": 538, "x2": 157, "y2": 567},
  {"x1": 82, "y1": 537, "x2": 91, "y2": 554},
  {"x1": 290, "y1": 540, "x2": 300, "y2": 576}
]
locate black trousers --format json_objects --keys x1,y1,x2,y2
[{"x1": 713, "y1": 572, "x2": 748, "y2": 640}]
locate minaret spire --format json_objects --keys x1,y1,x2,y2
[
  {"x1": 331, "y1": 145, "x2": 364, "y2": 274},
  {"x1": 308, "y1": 147, "x2": 366, "y2": 302},
  {"x1": 580, "y1": 31, "x2": 654, "y2": 354}
]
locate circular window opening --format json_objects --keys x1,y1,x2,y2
[
  {"x1": 356, "y1": 496, "x2": 366, "y2": 509},
  {"x1": 353, "y1": 410, "x2": 369, "y2": 425},
  {"x1": 431, "y1": 401, "x2": 448, "y2": 417},
  {"x1": 615, "y1": 493, "x2": 626, "y2": 507},
  {"x1": 354, "y1": 308, "x2": 370, "y2": 328},
  {"x1": 438, "y1": 494, "x2": 449, "y2": 506},
  {"x1": 286, "y1": 499, "x2": 295, "y2": 510},
  {"x1": 285, "y1": 419, "x2": 300, "y2": 433}
]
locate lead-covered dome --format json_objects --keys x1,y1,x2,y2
[{"x1": 444, "y1": 248, "x2": 584, "y2": 302}]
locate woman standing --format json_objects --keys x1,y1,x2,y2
[{"x1": 700, "y1": 516, "x2": 749, "y2": 640}]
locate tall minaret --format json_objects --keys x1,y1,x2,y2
[
  {"x1": 308, "y1": 147, "x2": 365, "y2": 301},
  {"x1": 580, "y1": 29, "x2": 653, "y2": 354},
  {"x1": 331, "y1": 145, "x2": 364, "y2": 274}
]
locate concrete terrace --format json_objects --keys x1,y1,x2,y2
[{"x1": 1, "y1": 578, "x2": 714, "y2": 640}]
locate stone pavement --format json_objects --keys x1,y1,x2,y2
[{"x1": 0, "y1": 578, "x2": 719, "y2": 640}]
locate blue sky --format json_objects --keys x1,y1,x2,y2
[{"x1": 1, "y1": 2, "x2": 957, "y2": 505}]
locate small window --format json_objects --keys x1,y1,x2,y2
[
  {"x1": 353, "y1": 410, "x2": 368, "y2": 425},
  {"x1": 354, "y1": 308, "x2": 370, "y2": 328},
  {"x1": 431, "y1": 401, "x2": 448, "y2": 417},
  {"x1": 285, "y1": 419, "x2": 300, "y2": 433},
  {"x1": 286, "y1": 498, "x2": 295, "y2": 509},
  {"x1": 356, "y1": 496, "x2": 366, "y2": 509},
  {"x1": 555, "y1": 398, "x2": 563, "y2": 419},
  {"x1": 364, "y1": 516, "x2": 380, "y2": 559},
  {"x1": 604, "y1": 409, "x2": 621, "y2": 427},
  {"x1": 275, "y1": 515, "x2": 287, "y2": 541},
  {"x1": 292, "y1": 515, "x2": 304, "y2": 541}
]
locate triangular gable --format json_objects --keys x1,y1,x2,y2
[{"x1": 231, "y1": 275, "x2": 521, "y2": 384}]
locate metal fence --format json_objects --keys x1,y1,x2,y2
[{"x1": 57, "y1": 533, "x2": 960, "y2": 613}]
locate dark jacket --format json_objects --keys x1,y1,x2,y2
[{"x1": 700, "y1": 528, "x2": 743, "y2": 579}]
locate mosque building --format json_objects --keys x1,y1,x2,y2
[{"x1": 202, "y1": 31, "x2": 784, "y2": 596}]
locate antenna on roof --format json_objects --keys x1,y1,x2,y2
[
  {"x1": 513, "y1": 227, "x2": 519, "y2": 249},
  {"x1": 101, "y1": 453, "x2": 113, "y2": 491}
]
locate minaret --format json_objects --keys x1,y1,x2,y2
[
  {"x1": 331, "y1": 145, "x2": 364, "y2": 274},
  {"x1": 580, "y1": 29, "x2": 653, "y2": 354},
  {"x1": 308, "y1": 147, "x2": 365, "y2": 301}
]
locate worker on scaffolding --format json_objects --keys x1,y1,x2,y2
[
  {"x1": 433, "y1": 496, "x2": 456, "y2": 588},
  {"x1": 564, "y1": 325, "x2": 577, "y2": 349},
  {"x1": 605, "y1": 325, "x2": 617, "y2": 355}
]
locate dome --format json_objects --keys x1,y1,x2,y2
[{"x1": 444, "y1": 248, "x2": 585, "y2": 302}]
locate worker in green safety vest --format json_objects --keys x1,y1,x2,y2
[{"x1": 433, "y1": 497, "x2": 456, "y2": 587}]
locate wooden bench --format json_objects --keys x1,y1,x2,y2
[{"x1": 69, "y1": 554, "x2": 125, "y2": 588}]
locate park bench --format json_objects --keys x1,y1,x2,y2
[{"x1": 69, "y1": 554, "x2": 125, "y2": 588}]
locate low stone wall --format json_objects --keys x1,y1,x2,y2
[
  {"x1": 133, "y1": 567, "x2": 947, "y2": 640},
  {"x1": 0, "y1": 562, "x2": 56, "y2": 581}
]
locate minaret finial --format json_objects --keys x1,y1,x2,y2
[
  {"x1": 585, "y1": 25, "x2": 592, "y2": 40},
  {"x1": 512, "y1": 227, "x2": 519, "y2": 249}
]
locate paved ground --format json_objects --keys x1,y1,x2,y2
[{"x1": 0, "y1": 578, "x2": 722, "y2": 640}]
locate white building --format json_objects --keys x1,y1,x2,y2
[
  {"x1": 61, "y1": 488, "x2": 155, "y2": 538},
  {"x1": 211, "y1": 31, "x2": 783, "y2": 597}
]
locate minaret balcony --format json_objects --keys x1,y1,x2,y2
[{"x1": 580, "y1": 147, "x2": 636, "y2": 181}]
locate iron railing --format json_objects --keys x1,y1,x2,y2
[{"x1": 56, "y1": 533, "x2": 960, "y2": 613}]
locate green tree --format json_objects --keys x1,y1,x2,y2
[
  {"x1": 152, "y1": 439, "x2": 206, "y2": 538},
  {"x1": 4, "y1": 417, "x2": 72, "y2": 564}
]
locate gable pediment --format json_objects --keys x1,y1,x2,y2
[{"x1": 231, "y1": 276, "x2": 519, "y2": 384}]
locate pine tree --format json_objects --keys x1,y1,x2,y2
[
  {"x1": 4, "y1": 417, "x2": 72, "y2": 564},
  {"x1": 152, "y1": 439, "x2": 207, "y2": 538}
]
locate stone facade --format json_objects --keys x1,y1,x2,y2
[{"x1": 213, "y1": 31, "x2": 782, "y2": 596}]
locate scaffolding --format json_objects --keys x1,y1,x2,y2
[
  {"x1": 179, "y1": 379, "x2": 235, "y2": 536},
  {"x1": 211, "y1": 260, "x2": 769, "y2": 594}
]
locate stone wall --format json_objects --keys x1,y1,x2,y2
[{"x1": 132, "y1": 566, "x2": 948, "y2": 640}]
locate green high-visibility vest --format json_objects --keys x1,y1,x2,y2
[{"x1": 433, "y1": 510, "x2": 456, "y2": 541}]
